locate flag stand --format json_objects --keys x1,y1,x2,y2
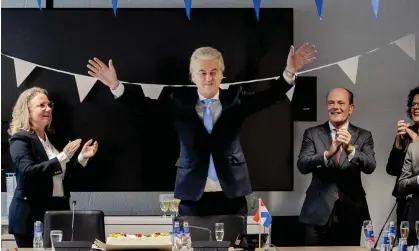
[
  {"x1": 255, "y1": 198, "x2": 264, "y2": 251},
  {"x1": 253, "y1": 197, "x2": 272, "y2": 251},
  {"x1": 254, "y1": 224, "x2": 264, "y2": 251}
]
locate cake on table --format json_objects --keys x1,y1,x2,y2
[{"x1": 106, "y1": 232, "x2": 172, "y2": 246}]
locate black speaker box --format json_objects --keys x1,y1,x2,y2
[{"x1": 291, "y1": 76, "x2": 317, "y2": 121}]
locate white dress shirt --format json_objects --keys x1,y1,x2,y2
[
  {"x1": 111, "y1": 71, "x2": 295, "y2": 192},
  {"x1": 38, "y1": 134, "x2": 88, "y2": 197},
  {"x1": 323, "y1": 121, "x2": 356, "y2": 165}
]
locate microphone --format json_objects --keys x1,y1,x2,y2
[
  {"x1": 71, "y1": 200, "x2": 76, "y2": 241},
  {"x1": 52, "y1": 200, "x2": 91, "y2": 251},
  {"x1": 371, "y1": 201, "x2": 398, "y2": 251},
  {"x1": 189, "y1": 225, "x2": 212, "y2": 241},
  {"x1": 188, "y1": 225, "x2": 229, "y2": 251}
]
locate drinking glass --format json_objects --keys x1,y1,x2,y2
[
  {"x1": 168, "y1": 194, "x2": 175, "y2": 216},
  {"x1": 50, "y1": 230, "x2": 63, "y2": 251},
  {"x1": 400, "y1": 221, "x2": 409, "y2": 239},
  {"x1": 159, "y1": 194, "x2": 169, "y2": 218},
  {"x1": 362, "y1": 220, "x2": 375, "y2": 247},
  {"x1": 363, "y1": 220, "x2": 372, "y2": 237},
  {"x1": 169, "y1": 197, "x2": 180, "y2": 217},
  {"x1": 215, "y1": 223, "x2": 224, "y2": 241}
]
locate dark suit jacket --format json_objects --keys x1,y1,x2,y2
[
  {"x1": 386, "y1": 125, "x2": 418, "y2": 198},
  {"x1": 397, "y1": 140, "x2": 419, "y2": 244},
  {"x1": 8, "y1": 131, "x2": 82, "y2": 235},
  {"x1": 117, "y1": 77, "x2": 292, "y2": 201},
  {"x1": 297, "y1": 122, "x2": 376, "y2": 226}
]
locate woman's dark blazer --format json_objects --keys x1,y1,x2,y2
[{"x1": 8, "y1": 130, "x2": 83, "y2": 235}]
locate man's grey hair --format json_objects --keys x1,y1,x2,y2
[{"x1": 189, "y1": 47, "x2": 225, "y2": 74}]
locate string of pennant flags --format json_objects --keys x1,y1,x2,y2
[
  {"x1": 1, "y1": 32, "x2": 415, "y2": 102},
  {"x1": 35, "y1": 0, "x2": 382, "y2": 20}
]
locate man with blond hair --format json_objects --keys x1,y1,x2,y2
[{"x1": 87, "y1": 44, "x2": 316, "y2": 215}]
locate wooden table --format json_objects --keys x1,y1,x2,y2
[
  {"x1": 15, "y1": 248, "x2": 372, "y2": 251},
  {"x1": 269, "y1": 248, "x2": 368, "y2": 251}
]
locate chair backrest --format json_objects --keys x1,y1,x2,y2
[
  {"x1": 175, "y1": 215, "x2": 247, "y2": 243},
  {"x1": 43, "y1": 210, "x2": 105, "y2": 248}
]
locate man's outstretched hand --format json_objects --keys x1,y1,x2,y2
[
  {"x1": 87, "y1": 57, "x2": 119, "y2": 89},
  {"x1": 286, "y1": 43, "x2": 317, "y2": 74}
]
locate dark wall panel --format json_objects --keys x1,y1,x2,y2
[{"x1": 1, "y1": 8, "x2": 294, "y2": 191}]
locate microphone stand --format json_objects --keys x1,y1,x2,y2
[
  {"x1": 371, "y1": 201, "x2": 398, "y2": 251},
  {"x1": 52, "y1": 200, "x2": 91, "y2": 251},
  {"x1": 189, "y1": 225, "x2": 213, "y2": 241},
  {"x1": 71, "y1": 200, "x2": 76, "y2": 241}
]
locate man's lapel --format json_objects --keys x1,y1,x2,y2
[
  {"x1": 339, "y1": 123, "x2": 359, "y2": 166},
  {"x1": 218, "y1": 88, "x2": 229, "y2": 112},
  {"x1": 187, "y1": 88, "x2": 210, "y2": 135},
  {"x1": 318, "y1": 122, "x2": 332, "y2": 148},
  {"x1": 318, "y1": 122, "x2": 339, "y2": 167},
  {"x1": 210, "y1": 88, "x2": 231, "y2": 132}
]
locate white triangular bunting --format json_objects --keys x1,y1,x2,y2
[
  {"x1": 393, "y1": 33, "x2": 416, "y2": 61},
  {"x1": 141, "y1": 84, "x2": 164, "y2": 99},
  {"x1": 220, "y1": 84, "x2": 230, "y2": 90},
  {"x1": 286, "y1": 85, "x2": 295, "y2": 101},
  {"x1": 74, "y1": 74, "x2": 97, "y2": 102},
  {"x1": 13, "y1": 58, "x2": 36, "y2": 87},
  {"x1": 337, "y1": 56, "x2": 360, "y2": 84}
]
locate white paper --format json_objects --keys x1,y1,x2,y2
[
  {"x1": 286, "y1": 85, "x2": 295, "y2": 101},
  {"x1": 141, "y1": 84, "x2": 164, "y2": 99},
  {"x1": 13, "y1": 58, "x2": 36, "y2": 87},
  {"x1": 220, "y1": 84, "x2": 230, "y2": 90},
  {"x1": 393, "y1": 33, "x2": 416, "y2": 61},
  {"x1": 337, "y1": 56, "x2": 360, "y2": 84},
  {"x1": 74, "y1": 74, "x2": 97, "y2": 102},
  {"x1": 94, "y1": 239, "x2": 171, "y2": 250}
]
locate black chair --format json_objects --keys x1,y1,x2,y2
[
  {"x1": 43, "y1": 210, "x2": 105, "y2": 248},
  {"x1": 175, "y1": 215, "x2": 247, "y2": 243}
]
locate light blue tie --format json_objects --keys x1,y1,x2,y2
[{"x1": 202, "y1": 99, "x2": 218, "y2": 182}]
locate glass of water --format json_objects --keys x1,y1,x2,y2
[
  {"x1": 50, "y1": 230, "x2": 63, "y2": 250},
  {"x1": 362, "y1": 220, "x2": 374, "y2": 247},
  {"x1": 400, "y1": 221, "x2": 409, "y2": 239},
  {"x1": 215, "y1": 223, "x2": 224, "y2": 241}
]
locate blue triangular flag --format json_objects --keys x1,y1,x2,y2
[
  {"x1": 314, "y1": 0, "x2": 323, "y2": 19},
  {"x1": 253, "y1": 0, "x2": 261, "y2": 21},
  {"x1": 112, "y1": 0, "x2": 118, "y2": 16},
  {"x1": 184, "y1": 0, "x2": 192, "y2": 20},
  {"x1": 371, "y1": 0, "x2": 380, "y2": 18},
  {"x1": 36, "y1": 0, "x2": 42, "y2": 9}
]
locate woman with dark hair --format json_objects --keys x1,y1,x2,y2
[{"x1": 386, "y1": 86, "x2": 419, "y2": 244}]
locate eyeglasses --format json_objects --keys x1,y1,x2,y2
[{"x1": 34, "y1": 101, "x2": 55, "y2": 109}]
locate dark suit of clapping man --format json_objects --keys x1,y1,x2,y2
[
  {"x1": 297, "y1": 88, "x2": 376, "y2": 246},
  {"x1": 87, "y1": 44, "x2": 316, "y2": 216}
]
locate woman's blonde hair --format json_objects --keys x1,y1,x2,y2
[{"x1": 8, "y1": 87, "x2": 53, "y2": 135}]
